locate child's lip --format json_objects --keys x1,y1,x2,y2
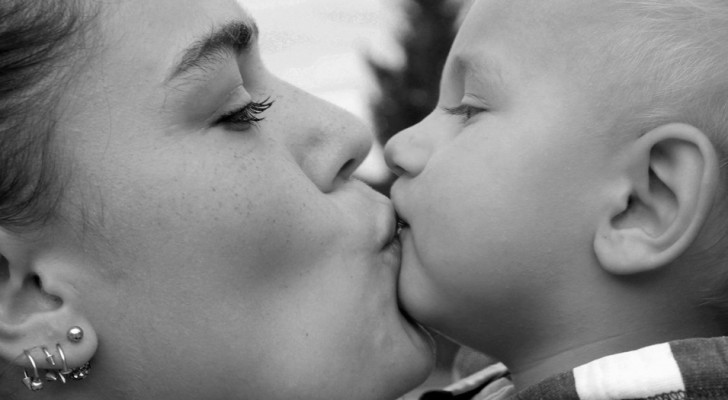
[{"x1": 396, "y1": 214, "x2": 409, "y2": 236}]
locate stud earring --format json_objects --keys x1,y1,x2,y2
[
  {"x1": 67, "y1": 326, "x2": 84, "y2": 343},
  {"x1": 21, "y1": 350, "x2": 43, "y2": 391}
]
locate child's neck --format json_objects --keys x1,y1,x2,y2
[{"x1": 508, "y1": 302, "x2": 723, "y2": 390}]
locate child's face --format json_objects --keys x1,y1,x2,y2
[{"x1": 386, "y1": 0, "x2": 629, "y2": 348}]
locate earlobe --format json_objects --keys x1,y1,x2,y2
[
  {"x1": 594, "y1": 123, "x2": 719, "y2": 275},
  {"x1": 0, "y1": 229, "x2": 97, "y2": 383}
]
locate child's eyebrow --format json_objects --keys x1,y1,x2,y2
[
  {"x1": 452, "y1": 52, "x2": 506, "y2": 100},
  {"x1": 454, "y1": 52, "x2": 505, "y2": 87}
]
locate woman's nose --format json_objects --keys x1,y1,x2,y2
[
  {"x1": 384, "y1": 122, "x2": 431, "y2": 178},
  {"x1": 281, "y1": 82, "x2": 372, "y2": 193}
]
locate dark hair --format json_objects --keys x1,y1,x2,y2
[{"x1": 0, "y1": 0, "x2": 93, "y2": 230}]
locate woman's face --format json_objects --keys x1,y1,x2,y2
[{"x1": 52, "y1": 0, "x2": 433, "y2": 398}]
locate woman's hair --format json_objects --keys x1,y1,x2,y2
[
  {"x1": 0, "y1": 3, "x2": 96, "y2": 395},
  {"x1": 0, "y1": 0, "x2": 94, "y2": 231}
]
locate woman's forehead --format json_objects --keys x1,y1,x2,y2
[
  {"x1": 99, "y1": 0, "x2": 252, "y2": 53},
  {"x1": 85, "y1": 0, "x2": 253, "y2": 89}
]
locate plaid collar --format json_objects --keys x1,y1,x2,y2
[{"x1": 420, "y1": 337, "x2": 728, "y2": 400}]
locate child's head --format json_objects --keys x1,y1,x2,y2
[{"x1": 386, "y1": 0, "x2": 728, "y2": 387}]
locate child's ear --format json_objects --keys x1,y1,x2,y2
[
  {"x1": 594, "y1": 123, "x2": 719, "y2": 275},
  {"x1": 0, "y1": 229, "x2": 98, "y2": 375}
]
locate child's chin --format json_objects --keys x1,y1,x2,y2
[{"x1": 396, "y1": 274, "x2": 445, "y2": 332}]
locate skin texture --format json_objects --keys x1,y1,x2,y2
[
  {"x1": 386, "y1": 0, "x2": 723, "y2": 390},
  {"x1": 0, "y1": 0, "x2": 434, "y2": 399}
]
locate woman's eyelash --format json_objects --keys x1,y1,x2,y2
[{"x1": 216, "y1": 97, "x2": 274, "y2": 128}]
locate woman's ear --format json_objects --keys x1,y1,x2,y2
[
  {"x1": 594, "y1": 123, "x2": 719, "y2": 275},
  {"x1": 0, "y1": 229, "x2": 97, "y2": 375}
]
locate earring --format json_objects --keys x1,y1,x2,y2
[
  {"x1": 71, "y1": 361, "x2": 91, "y2": 380},
  {"x1": 45, "y1": 369, "x2": 65, "y2": 383},
  {"x1": 21, "y1": 350, "x2": 43, "y2": 391},
  {"x1": 57, "y1": 343, "x2": 73, "y2": 376},
  {"x1": 67, "y1": 326, "x2": 84, "y2": 343},
  {"x1": 42, "y1": 346, "x2": 56, "y2": 366},
  {"x1": 56, "y1": 343, "x2": 91, "y2": 381},
  {"x1": 20, "y1": 329, "x2": 91, "y2": 391}
]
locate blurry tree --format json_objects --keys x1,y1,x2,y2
[{"x1": 367, "y1": 0, "x2": 463, "y2": 194}]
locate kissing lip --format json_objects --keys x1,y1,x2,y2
[
  {"x1": 378, "y1": 192, "x2": 406, "y2": 249},
  {"x1": 396, "y1": 214, "x2": 409, "y2": 236},
  {"x1": 382, "y1": 208, "x2": 400, "y2": 250},
  {"x1": 392, "y1": 193, "x2": 410, "y2": 236},
  {"x1": 389, "y1": 185, "x2": 410, "y2": 235},
  {"x1": 382, "y1": 207, "x2": 410, "y2": 251}
]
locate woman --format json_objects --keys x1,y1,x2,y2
[{"x1": 0, "y1": 0, "x2": 434, "y2": 399}]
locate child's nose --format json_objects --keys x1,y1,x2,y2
[{"x1": 384, "y1": 124, "x2": 430, "y2": 177}]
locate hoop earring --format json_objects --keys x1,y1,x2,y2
[
  {"x1": 42, "y1": 346, "x2": 56, "y2": 366},
  {"x1": 57, "y1": 343, "x2": 73, "y2": 376},
  {"x1": 56, "y1": 343, "x2": 91, "y2": 381},
  {"x1": 21, "y1": 350, "x2": 43, "y2": 391}
]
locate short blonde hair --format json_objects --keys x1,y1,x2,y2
[
  {"x1": 610, "y1": 1, "x2": 728, "y2": 144},
  {"x1": 611, "y1": 0, "x2": 728, "y2": 326}
]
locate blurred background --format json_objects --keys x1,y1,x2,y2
[
  {"x1": 245, "y1": 0, "x2": 470, "y2": 191},
  {"x1": 244, "y1": 0, "x2": 484, "y2": 398}
]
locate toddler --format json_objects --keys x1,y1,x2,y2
[{"x1": 386, "y1": 0, "x2": 728, "y2": 398}]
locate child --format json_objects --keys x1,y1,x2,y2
[{"x1": 385, "y1": 0, "x2": 728, "y2": 398}]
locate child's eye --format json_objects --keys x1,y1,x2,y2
[
  {"x1": 443, "y1": 104, "x2": 487, "y2": 122},
  {"x1": 215, "y1": 97, "x2": 274, "y2": 131}
]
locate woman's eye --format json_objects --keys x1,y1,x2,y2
[
  {"x1": 443, "y1": 104, "x2": 486, "y2": 122},
  {"x1": 215, "y1": 97, "x2": 274, "y2": 130}
]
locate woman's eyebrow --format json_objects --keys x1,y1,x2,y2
[{"x1": 166, "y1": 20, "x2": 259, "y2": 83}]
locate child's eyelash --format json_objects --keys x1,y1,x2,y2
[
  {"x1": 216, "y1": 97, "x2": 274, "y2": 128},
  {"x1": 443, "y1": 104, "x2": 485, "y2": 121}
]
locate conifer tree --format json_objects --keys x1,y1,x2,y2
[{"x1": 367, "y1": 0, "x2": 462, "y2": 193}]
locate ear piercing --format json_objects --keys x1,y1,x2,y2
[
  {"x1": 58, "y1": 343, "x2": 91, "y2": 381},
  {"x1": 67, "y1": 326, "x2": 84, "y2": 343},
  {"x1": 20, "y1": 326, "x2": 91, "y2": 391},
  {"x1": 42, "y1": 346, "x2": 56, "y2": 366},
  {"x1": 71, "y1": 361, "x2": 91, "y2": 380},
  {"x1": 22, "y1": 350, "x2": 43, "y2": 391},
  {"x1": 57, "y1": 343, "x2": 73, "y2": 376}
]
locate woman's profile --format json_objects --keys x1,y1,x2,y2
[{"x1": 0, "y1": 0, "x2": 434, "y2": 399}]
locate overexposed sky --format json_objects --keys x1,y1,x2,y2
[{"x1": 243, "y1": 0, "x2": 401, "y2": 181}]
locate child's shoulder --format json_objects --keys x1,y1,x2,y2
[{"x1": 423, "y1": 337, "x2": 728, "y2": 400}]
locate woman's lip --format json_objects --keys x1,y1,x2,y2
[
  {"x1": 382, "y1": 233, "x2": 402, "y2": 273},
  {"x1": 396, "y1": 217, "x2": 407, "y2": 236},
  {"x1": 381, "y1": 206, "x2": 401, "y2": 250}
]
